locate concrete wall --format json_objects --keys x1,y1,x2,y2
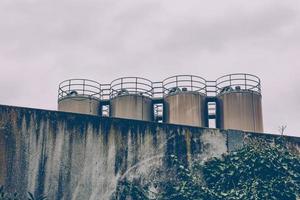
[
  {"x1": 58, "y1": 96, "x2": 100, "y2": 115},
  {"x1": 0, "y1": 105, "x2": 299, "y2": 200}
]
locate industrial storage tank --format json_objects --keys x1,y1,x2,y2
[
  {"x1": 110, "y1": 77, "x2": 153, "y2": 121},
  {"x1": 163, "y1": 75, "x2": 207, "y2": 126},
  {"x1": 216, "y1": 73, "x2": 263, "y2": 132},
  {"x1": 58, "y1": 79, "x2": 101, "y2": 115}
]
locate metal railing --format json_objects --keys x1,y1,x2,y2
[
  {"x1": 216, "y1": 73, "x2": 261, "y2": 95},
  {"x1": 100, "y1": 84, "x2": 111, "y2": 100},
  {"x1": 162, "y1": 75, "x2": 207, "y2": 96},
  {"x1": 152, "y1": 82, "x2": 164, "y2": 99},
  {"x1": 58, "y1": 79, "x2": 101, "y2": 101},
  {"x1": 58, "y1": 74, "x2": 261, "y2": 101},
  {"x1": 110, "y1": 77, "x2": 153, "y2": 98},
  {"x1": 206, "y1": 80, "x2": 217, "y2": 97}
]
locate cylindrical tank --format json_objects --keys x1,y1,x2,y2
[
  {"x1": 164, "y1": 92, "x2": 206, "y2": 126},
  {"x1": 58, "y1": 96, "x2": 100, "y2": 115},
  {"x1": 110, "y1": 94, "x2": 152, "y2": 120},
  {"x1": 216, "y1": 74, "x2": 263, "y2": 132},
  {"x1": 163, "y1": 75, "x2": 207, "y2": 126},
  {"x1": 109, "y1": 77, "x2": 153, "y2": 121},
  {"x1": 57, "y1": 79, "x2": 101, "y2": 115}
]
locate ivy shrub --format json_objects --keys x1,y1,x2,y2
[
  {"x1": 111, "y1": 179, "x2": 149, "y2": 200},
  {"x1": 202, "y1": 138, "x2": 300, "y2": 200},
  {"x1": 112, "y1": 138, "x2": 300, "y2": 200},
  {"x1": 0, "y1": 186, "x2": 46, "y2": 200}
]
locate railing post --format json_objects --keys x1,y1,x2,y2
[
  {"x1": 136, "y1": 77, "x2": 138, "y2": 94},
  {"x1": 68, "y1": 80, "x2": 71, "y2": 93},
  {"x1": 244, "y1": 74, "x2": 247, "y2": 90},
  {"x1": 191, "y1": 75, "x2": 193, "y2": 91},
  {"x1": 100, "y1": 84, "x2": 102, "y2": 99},
  {"x1": 83, "y1": 79, "x2": 85, "y2": 96},
  {"x1": 121, "y1": 78, "x2": 123, "y2": 90}
]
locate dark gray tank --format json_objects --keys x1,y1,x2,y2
[{"x1": 216, "y1": 74, "x2": 263, "y2": 132}]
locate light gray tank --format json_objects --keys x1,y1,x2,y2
[
  {"x1": 110, "y1": 95, "x2": 152, "y2": 121},
  {"x1": 58, "y1": 96, "x2": 100, "y2": 115},
  {"x1": 216, "y1": 74, "x2": 263, "y2": 132},
  {"x1": 57, "y1": 79, "x2": 101, "y2": 115},
  {"x1": 163, "y1": 75, "x2": 207, "y2": 126},
  {"x1": 109, "y1": 77, "x2": 153, "y2": 121}
]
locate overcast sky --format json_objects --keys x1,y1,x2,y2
[{"x1": 0, "y1": 0, "x2": 299, "y2": 136}]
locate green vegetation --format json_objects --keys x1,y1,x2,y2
[
  {"x1": 112, "y1": 138, "x2": 300, "y2": 200},
  {"x1": 0, "y1": 186, "x2": 46, "y2": 200}
]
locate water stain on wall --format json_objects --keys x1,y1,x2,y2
[{"x1": 0, "y1": 105, "x2": 299, "y2": 200}]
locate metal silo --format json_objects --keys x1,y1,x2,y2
[
  {"x1": 109, "y1": 77, "x2": 153, "y2": 121},
  {"x1": 57, "y1": 79, "x2": 101, "y2": 115},
  {"x1": 216, "y1": 74, "x2": 263, "y2": 132},
  {"x1": 163, "y1": 75, "x2": 207, "y2": 127}
]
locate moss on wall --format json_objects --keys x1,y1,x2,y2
[{"x1": 0, "y1": 105, "x2": 299, "y2": 200}]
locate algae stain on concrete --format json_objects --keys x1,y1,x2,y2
[{"x1": 0, "y1": 105, "x2": 300, "y2": 200}]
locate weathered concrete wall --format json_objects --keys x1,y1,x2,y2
[{"x1": 0, "y1": 105, "x2": 299, "y2": 200}]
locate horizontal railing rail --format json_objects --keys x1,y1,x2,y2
[
  {"x1": 152, "y1": 82, "x2": 164, "y2": 99},
  {"x1": 100, "y1": 84, "x2": 111, "y2": 100}
]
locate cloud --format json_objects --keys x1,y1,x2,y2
[
  {"x1": 0, "y1": 0, "x2": 300, "y2": 135},
  {"x1": 158, "y1": 4, "x2": 297, "y2": 53}
]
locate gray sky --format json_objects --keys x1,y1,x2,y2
[{"x1": 0, "y1": 0, "x2": 300, "y2": 136}]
